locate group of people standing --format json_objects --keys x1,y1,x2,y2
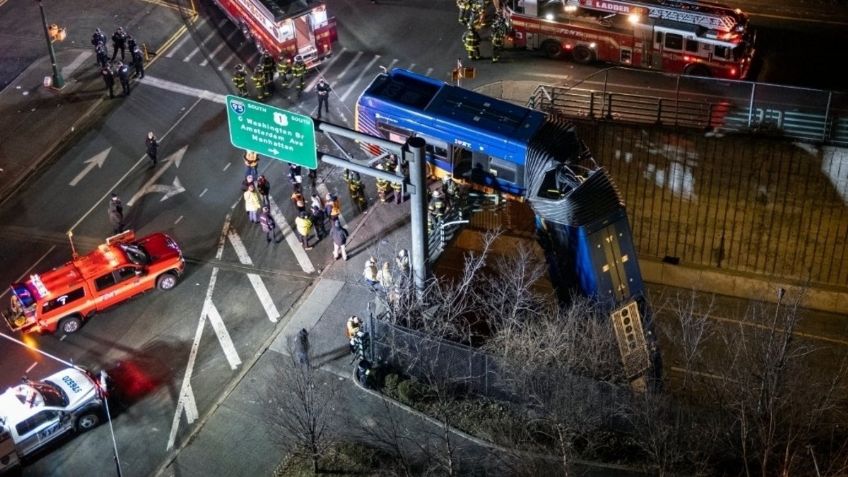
[
  {"x1": 93, "y1": 27, "x2": 145, "y2": 98},
  {"x1": 458, "y1": 0, "x2": 509, "y2": 63},
  {"x1": 232, "y1": 53, "x2": 309, "y2": 100}
]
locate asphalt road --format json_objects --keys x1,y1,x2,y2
[{"x1": 0, "y1": 0, "x2": 846, "y2": 475}]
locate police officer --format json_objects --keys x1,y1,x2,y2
[
  {"x1": 233, "y1": 64, "x2": 248, "y2": 96},
  {"x1": 95, "y1": 42, "x2": 109, "y2": 69},
  {"x1": 111, "y1": 27, "x2": 128, "y2": 61},
  {"x1": 101, "y1": 65, "x2": 115, "y2": 99},
  {"x1": 116, "y1": 62, "x2": 131, "y2": 96},
  {"x1": 131, "y1": 47, "x2": 145, "y2": 78},
  {"x1": 316, "y1": 78, "x2": 330, "y2": 119},
  {"x1": 127, "y1": 35, "x2": 138, "y2": 57},
  {"x1": 277, "y1": 56, "x2": 292, "y2": 88},
  {"x1": 292, "y1": 57, "x2": 306, "y2": 91},
  {"x1": 463, "y1": 26, "x2": 481, "y2": 60},
  {"x1": 252, "y1": 63, "x2": 267, "y2": 100},
  {"x1": 91, "y1": 28, "x2": 107, "y2": 64}
]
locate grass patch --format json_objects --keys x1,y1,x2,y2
[{"x1": 273, "y1": 441, "x2": 392, "y2": 476}]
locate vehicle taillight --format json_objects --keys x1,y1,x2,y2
[{"x1": 730, "y1": 68, "x2": 737, "y2": 76}]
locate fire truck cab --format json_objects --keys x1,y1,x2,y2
[
  {"x1": 0, "y1": 368, "x2": 108, "y2": 472},
  {"x1": 212, "y1": 0, "x2": 338, "y2": 69},
  {"x1": 2, "y1": 231, "x2": 185, "y2": 336}
]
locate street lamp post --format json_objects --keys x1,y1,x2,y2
[{"x1": 37, "y1": 0, "x2": 65, "y2": 89}]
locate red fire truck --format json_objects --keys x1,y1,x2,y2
[
  {"x1": 500, "y1": 0, "x2": 756, "y2": 79},
  {"x1": 212, "y1": 0, "x2": 338, "y2": 69}
]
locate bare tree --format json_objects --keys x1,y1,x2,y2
[{"x1": 263, "y1": 349, "x2": 341, "y2": 474}]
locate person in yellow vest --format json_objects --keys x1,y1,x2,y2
[
  {"x1": 232, "y1": 64, "x2": 248, "y2": 96},
  {"x1": 277, "y1": 56, "x2": 292, "y2": 88},
  {"x1": 463, "y1": 26, "x2": 481, "y2": 61},
  {"x1": 295, "y1": 211, "x2": 314, "y2": 250},
  {"x1": 292, "y1": 58, "x2": 307, "y2": 91},
  {"x1": 252, "y1": 64, "x2": 267, "y2": 100},
  {"x1": 244, "y1": 184, "x2": 262, "y2": 224}
]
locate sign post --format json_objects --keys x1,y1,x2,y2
[{"x1": 225, "y1": 95, "x2": 317, "y2": 168}]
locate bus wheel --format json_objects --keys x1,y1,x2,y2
[
  {"x1": 572, "y1": 45, "x2": 594, "y2": 64},
  {"x1": 542, "y1": 40, "x2": 562, "y2": 59},
  {"x1": 684, "y1": 64, "x2": 712, "y2": 78}
]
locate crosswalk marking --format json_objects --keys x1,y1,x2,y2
[
  {"x1": 201, "y1": 29, "x2": 240, "y2": 67},
  {"x1": 184, "y1": 19, "x2": 229, "y2": 62},
  {"x1": 204, "y1": 301, "x2": 243, "y2": 366},
  {"x1": 336, "y1": 51, "x2": 363, "y2": 80},
  {"x1": 340, "y1": 54, "x2": 379, "y2": 102},
  {"x1": 167, "y1": 18, "x2": 207, "y2": 58},
  {"x1": 140, "y1": 76, "x2": 226, "y2": 103},
  {"x1": 269, "y1": 196, "x2": 316, "y2": 273},
  {"x1": 227, "y1": 229, "x2": 282, "y2": 322}
]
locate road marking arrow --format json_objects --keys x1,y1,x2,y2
[
  {"x1": 128, "y1": 146, "x2": 187, "y2": 206},
  {"x1": 69, "y1": 147, "x2": 110, "y2": 187}
]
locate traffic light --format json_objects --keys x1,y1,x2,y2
[{"x1": 48, "y1": 24, "x2": 67, "y2": 42}]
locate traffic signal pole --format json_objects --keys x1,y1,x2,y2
[
  {"x1": 315, "y1": 122, "x2": 429, "y2": 296},
  {"x1": 37, "y1": 0, "x2": 65, "y2": 89}
]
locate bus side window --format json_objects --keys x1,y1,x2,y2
[{"x1": 453, "y1": 147, "x2": 473, "y2": 177}]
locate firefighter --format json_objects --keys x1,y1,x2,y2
[
  {"x1": 386, "y1": 154, "x2": 404, "y2": 204},
  {"x1": 233, "y1": 64, "x2": 248, "y2": 96},
  {"x1": 428, "y1": 189, "x2": 446, "y2": 231},
  {"x1": 375, "y1": 164, "x2": 390, "y2": 203},
  {"x1": 457, "y1": 0, "x2": 472, "y2": 25},
  {"x1": 470, "y1": 0, "x2": 486, "y2": 28},
  {"x1": 463, "y1": 26, "x2": 481, "y2": 61},
  {"x1": 343, "y1": 169, "x2": 367, "y2": 211},
  {"x1": 292, "y1": 57, "x2": 307, "y2": 91},
  {"x1": 261, "y1": 53, "x2": 276, "y2": 86},
  {"x1": 277, "y1": 56, "x2": 292, "y2": 88},
  {"x1": 490, "y1": 13, "x2": 507, "y2": 63},
  {"x1": 346, "y1": 315, "x2": 361, "y2": 353},
  {"x1": 252, "y1": 64, "x2": 267, "y2": 100}
]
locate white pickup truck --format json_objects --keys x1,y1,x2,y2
[{"x1": 0, "y1": 367, "x2": 108, "y2": 473}]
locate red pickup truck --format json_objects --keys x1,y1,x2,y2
[{"x1": 2, "y1": 230, "x2": 185, "y2": 335}]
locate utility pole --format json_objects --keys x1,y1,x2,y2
[{"x1": 37, "y1": 0, "x2": 65, "y2": 89}]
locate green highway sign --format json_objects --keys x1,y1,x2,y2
[{"x1": 225, "y1": 95, "x2": 317, "y2": 168}]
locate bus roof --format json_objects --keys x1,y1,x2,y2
[{"x1": 361, "y1": 69, "x2": 546, "y2": 154}]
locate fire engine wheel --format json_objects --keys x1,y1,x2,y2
[
  {"x1": 76, "y1": 411, "x2": 100, "y2": 432},
  {"x1": 571, "y1": 45, "x2": 594, "y2": 65},
  {"x1": 60, "y1": 316, "x2": 82, "y2": 334},
  {"x1": 541, "y1": 40, "x2": 562, "y2": 59},
  {"x1": 157, "y1": 273, "x2": 178, "y2": 291},
  {"x1": 684, "y1": 64, "x2": 712, "y2": 78}
]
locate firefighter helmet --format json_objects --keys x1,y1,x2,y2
[{"x1": 235, "y1": 64, "x2": 245, "y2": 73}]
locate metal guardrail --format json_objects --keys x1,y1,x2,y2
[{"x1": 528, "y1": 69, "x2": 848, "y2": 146}]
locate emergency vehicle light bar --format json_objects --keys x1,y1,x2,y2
[{"x1": 29, "y1": 275, "x2": 49, "y2": 298}]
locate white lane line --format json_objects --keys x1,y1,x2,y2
[
  {"x1": 61, "y1": 51, "x2": 93, "y2": 77},
  {"x1": 227, "y1": 230, "x2": 281, "y2": 322},
  {"x1": 199, "y1": 188, "x2": 208, "y2": 197},
  {"x1": 407, "y1": 63, "x2": 416, "y2": 71},
  {"x1": 140, "y1": 76, "x2": 226, "y2": 104},
  {"x1": 316, "y1": 183, "x2": 346, "y2": 227},
  {"x1": 200, "y1": 29, "x2": 239, "y2": 67},
  {"x1": 335, "y1": 51, "x2": 363, "y2": 80},
  {"x1": 167, "y1": 215, "x2": 230, "y2": 451},
  {"x1": 222, "y1": 162, "x2": 231, "y2": 172},
  {"x1": 384, "y1": 58, "x2": 399, "y2": 72},
  {"x1": 25, "y1": 362, "x2": 37, "y2": 373},
  {"x1": 269, "y1": 196, "x2": 315, "y2": 273},
  {"x1": 0, "y1": 245, "x2": 56, "y2": 300},
  {"x1": 340, "y1": 55, "x2": 379, "y2": 102},
  {"x1": 425, "y1": 67, "x2": 434, "y2": 77},
  {"x1": 166, "y1": 19, "x2": 207, "y2": 58},
  {"x1": 183, "y1": 19, "x2": 228, "y2": 62},
  {"x1": 204, "y1": 301, "x2": 242, "y2": 368},
  {"x1": 305, "y1": 47, "x2": 347, "y2": 93},
  {"x1": 174, "y1": 215, "x2": 184, "y2": 225},
  {"x1": 69, "y1": 99, "x2": 203, "y2": 233}
]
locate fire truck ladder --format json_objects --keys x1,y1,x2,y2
[{"x1": 571, "y1": 0, "x2": 746, "y2": 33}]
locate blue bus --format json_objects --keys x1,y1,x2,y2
[
  {"x1": 355, "y1": 68, "x2": 590, "y2": 199},
  {"x1": 355, "y1": 68, "x2": 646, "y2": 308}
]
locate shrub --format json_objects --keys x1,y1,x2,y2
[
  {"x1": 383, "y1": 373, "x2": 401, "y2": 399},
  {"x1": 397, "y1": 378, "x2": 426, "y2": 405}
]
